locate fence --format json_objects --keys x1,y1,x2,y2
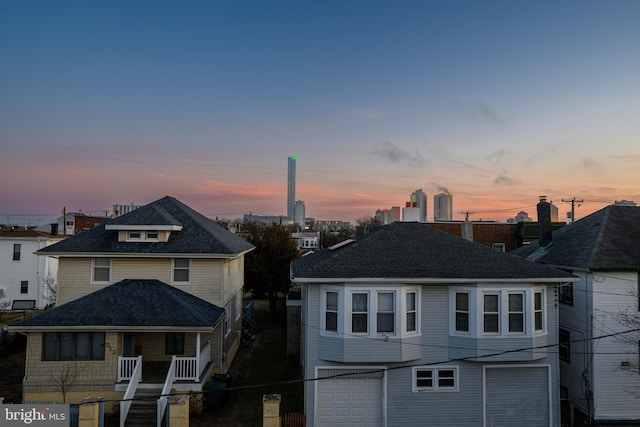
[{"x1": 281, "y1": 412, "x2": 306, "y2": 427}]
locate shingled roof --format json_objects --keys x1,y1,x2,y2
[
  {"x1": 511, "y1": 205, "x2": 640, "y2": 270},
  {"x1": 291, "y1": 222, "x2": 575, "y2": 282},
  {"x1": 37, "y1": 196, "x2": 254, "y2": 256},
  {"x1": 9, "y1": 279, "x2": 224, "y2": 330}
]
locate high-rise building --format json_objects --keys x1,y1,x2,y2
[
  {"x1": 294, "y1": 200, "x2": 306, "y2": 230},
  {"x1": 434, "y1": 192, "x2": 453, "y2": 221},
  {"x1": 410, "y1": 189, "x2": 428, "y2": 222},
  {"x1": 287, "y1": 156, "x2": 296, "y2": 219},
  {"x1": 550, "y1": 202, "x2": 559, "y2": 222}
]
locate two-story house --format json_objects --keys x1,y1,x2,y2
[
  {"x1": 512, "y1": 202, "x2": 640, "y2": 423},
  {"x1": 291, "y1": 220, "x2": 576, "y2": 427},
  {"x1": 9, "y1": 196, "x2": 254, "y2": 425},
  {"x1": 0, "y1": 226, "x2": 65, "y2": 309}
]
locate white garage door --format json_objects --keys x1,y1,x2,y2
[{"x1": 316, "y1": 368, "x2": 384, "y2": 427}]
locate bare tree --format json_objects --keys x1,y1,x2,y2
[
  {"x1": 0, "y1": 289, "x2": 10, "y2": 322},
  {"x1": 43, "y1": 271, "x2": 57, "y2": 306},
  {"x1": 50, "y1": 364, "x2": 82, "y2": 403},
  {"x1": 611, "y1": 285, "x2": 640, "y2": 397}
]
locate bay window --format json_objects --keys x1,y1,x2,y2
[
  {"x1": 322, "y1": 287, "x2": 420, "y2": 338},
  {"x1": 451, "y1": 287, "x2": 547, "y2": 337}
]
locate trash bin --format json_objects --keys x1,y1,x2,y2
[{"x1": 204, "y1": 374, "x2": 232, "y2": 412}]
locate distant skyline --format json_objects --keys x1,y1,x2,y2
[{"x1": 2, "y1": 1, "x2": 640, "y2": 225}]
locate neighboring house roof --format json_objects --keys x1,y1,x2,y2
[
  {"x1": 0, "y1": 226, "x2": 62, "y2": 239},
  {"x1": 9, "y1": 279, "x2": 224, "y2": 331},
  {"x1": 291, "y1": 222, "x2": 575, "y2": 282},
  {"x1": 37, "y1": 196, "x2": 255, "y2": 256},
  {"x1": 511, "y1": 205, "x2": 640, "y2": 270}
]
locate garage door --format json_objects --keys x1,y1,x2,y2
[
  {"x1": 316, "y1": 368, "x2": 384, "y2": 427},
  {"x1": 485, "y1": 366, "x2": 550, "y2": 427}
]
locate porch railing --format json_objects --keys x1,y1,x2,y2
[
  {"x1": 174, "y1": 341, "x2": 212, "y2": 381},
  {"x1": 157, "y1": 356, "x2": 176, "y2": 427},
  {"x1": 118, "y1": 356, "x2": 140, "y2": 382},
  {"x1": 120, "y1": 355, "x2": 142, "y2": 427}
]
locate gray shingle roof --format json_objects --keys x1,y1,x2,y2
[
  {"x1": 38, "y1": 196, "x2": 254, "y2": 256},
  {"x1": 511, "y1": 205, "x2": 640, "y2": 269},
  {"x1": 9, "y1": 279, "x2": 224, "y2": 330},
  {"x1": 292, "y1": 222, "x2": 574, "y2": 281}
]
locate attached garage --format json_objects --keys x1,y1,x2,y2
[
  {"x1": 484, "y1": 365, "x2": 551, "y2": 427},
  {"x1": 316, "y1": 367, "x2": 385, "y2": 427}
]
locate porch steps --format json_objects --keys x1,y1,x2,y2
[{"x1": 125, "y1": 388, "x2": 163, "y2": 427}]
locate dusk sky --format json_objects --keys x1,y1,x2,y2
[{"x1": 2, "y1": 1, "x2": 640, "y2": 226}]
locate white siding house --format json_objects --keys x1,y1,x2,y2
[{"x1": 513, "y1": 204, "x2": 640, "y2": 423}]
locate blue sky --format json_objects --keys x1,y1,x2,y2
[{"x1": 2, "y1": 0, "x2": 640, "y2": 225}]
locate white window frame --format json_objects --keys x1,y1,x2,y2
[
  {"x1": 321, "y1": 286, "x2": 420, "y2": 339},
  {"x1": 224, "y1": 302, "x2": 232, "y2": 337},
  {"x1": 405, "y1": 291, "x2": 417, "y2": 333},
  {"x1": 172, "y1": 258, "x2": 191, "y2": 284},
  {"x1": 412, "y1": 366, "x2": 459, "y2": 392},
  {"x1": 235, "y1": 292, "x2": 242, "y2": 320},
  {"x1": 507, "y1": 292, "x2": 525, "y2": 334},
  {"x1": 492, "y1": 243, "x2": 506, "y2": 252},
  {"x1": 146, "y1": 231, "x2": 159, "y2": 241},
  {"x1": 483, "y1": 292, "x2": 500, "y2": 334},
  {"x1": 455, "y1": 291, "x2": 470, "y2": 333},
  {"x1": 449, "y1": 286, "x2": 547, "y2": 337},
  {"x1": 325, "y1": 290, "x2": 339, "y2": 333},
  {"x1": 128, "y1": 231, "x2": 142, "y2": 241},
  {"x1": 91, "y1": 258, "x2": 111, "y2": 284}
]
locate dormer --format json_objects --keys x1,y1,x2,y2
[{"x1": 105, "y1": 224, "x2": 183, "y2": 243}]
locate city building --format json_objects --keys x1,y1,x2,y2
[
  {"x1": 287, "y1": 156, "x2": 296, "y2": 219},
  {"x1": 434, "y1": 192, "x2": 453, "y2": 221},
  {"x1": 294, "y1": 200, "x2": 306, "y2": 230},
  {"x1": 410, "y1": 189, "x2": 428, "y2": 222},
  {"x1": 402, "y1": 202, "x2": 421, "y2": 222},
  {"x1": 113, "y1": 203, "x2": 141, "y2": 217}
]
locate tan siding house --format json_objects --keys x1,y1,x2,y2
[{"x1": 9, "y1": 196, "x2": 254, "y2": 425}]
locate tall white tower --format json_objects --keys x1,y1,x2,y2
[
  {"x1": 410, "y1": 189, "x2": 428, "y2": 222},
  {"x1": 287, "y1": 156, "x2": 296, "y2": 219},
  {"x1": 434, "y1": 192, "x2": 453, "y2": 221}
]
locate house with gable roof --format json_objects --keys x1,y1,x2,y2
[
  {"x1": 9, "y1": 196, "x2": 254, "y2": 425},
  {"x1": 291, "y1": 219, "x2": 576, "y2": 427},
  {"x1": 512, "y1": 201, "x2": 640, "y2": 423}
]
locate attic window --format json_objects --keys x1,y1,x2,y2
[{"x1": 125, "y1": 231, "x2": 160, "y2": 242}]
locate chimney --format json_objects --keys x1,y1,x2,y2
[
  {"x1": 406, "y1": 202, "x2": 411, "y2": 207},
  {"x1": 537, "y1": 195, "x2": 552, "y2": 248}
]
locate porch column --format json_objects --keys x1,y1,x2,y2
[{"x1": 195, "y1": 332, "x2": 201, "y2": 382}]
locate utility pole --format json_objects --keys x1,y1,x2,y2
[
  {"x1": 562, "y1": 197, "x2": 583, "y2": 222},
  {"x1": 461, "y1": 211, "x2": 475, "y2": 221}
]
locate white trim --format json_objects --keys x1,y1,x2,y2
[
  {"x1": 412, "y1": 366, "x2": 460, "y2": 392},
  {"x1": 91, "y1": 258, "x2": 111, "y2": 284},
  {"x1": 482, "y1": 364, "x2": 552, "y2": 427},
  {"x1": 449, "y1": 285, "x2": 548, "y2": 338},
  {"x1": 320, "y1": 285, "x2": 421, "y2": 339},
  {"x1": 293, "y1": 276, "x2": 579, "y2": 284},
  {"x1": 172, "y1": 258, "x2": 191, "y2": 285},
  {"x1": 314, "y1": 365, "x2": 387, "y2": 426}
]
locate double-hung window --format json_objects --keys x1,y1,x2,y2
[
  {"x1": 377, "y1": 292, "x2": 395, "y2": 333},
  {"x1": 508, "y1": 293, "x2": 525, "y2": 333},
  {"x1": 534, "y1": 291, "x2": 544, "y2": 332},
  {"x1": 483, "y1": 294, "x2": 500, "y2": 333},
  {"x1": 92, "y1": 258, "x2": 111, "y2": 284},
  {"x1": 224, "y1": 302, "x2": 232, "y2": 337},
  {"x1": 351, "y1": 293, "x2": 368, "y2": 334},
  {"x1": 455, "y1": 292, "x2": 469, "y2": 332},
  {"x1": 412, "y1": 367, "x2": 459, "y2": 392},
  {"x1": 13, "y1": 244, "x2": 21, "y2": 261},
  {"x1": 406, "y1": 292, "x2": 417, "y2": 333},
  {"x1": 173, "y1": 258, "x2": 190, "y2": 284},
  {"x1": 325, "y1": 291, "x2": 338, "y2": 332},
  {"x1": 20, "y1": 281, "x2": 28, "y2": 294}
]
